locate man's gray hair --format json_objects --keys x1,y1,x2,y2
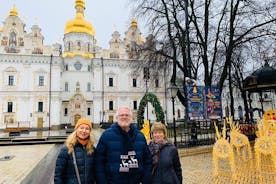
[{"x1": 115, "y1": 106, "x2": 133, "y2": 117}]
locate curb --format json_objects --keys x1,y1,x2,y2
[
  {"x1": 178, "y1": 145, "x2": 213, "y2": 157},
  {"x1": 21, "y1": 144, "x2": 62, "y2": 184}
]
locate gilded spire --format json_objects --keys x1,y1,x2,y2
[
  {"x1": 131, "y1": 19, "x2": 138, "y2": 27},
  {"x1": 75, "y1": 0, "x2": 85, "y2": 18},
  {"x1": 9, "y1": 5, "x2": 18, "y2": 16}
]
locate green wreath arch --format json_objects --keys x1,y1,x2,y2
[{"x1": 137, "y1": 92, "x2": 165, "y2": 129}]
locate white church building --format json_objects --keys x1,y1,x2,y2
[
  {"x1": 0, "y1": 1, "x2": 179, "y2": 130},
  {"x1": 1, "y1": 1, "x2": 273, "y2": 130}
]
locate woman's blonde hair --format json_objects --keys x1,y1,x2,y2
[
  {"x1": 151, "y1": 122, "x2": 168, "y2": 139},
  {"x1": 65, "y1": 130, "x2": 94, "y2": 155}
]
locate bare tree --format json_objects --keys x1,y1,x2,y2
[{"x1": 130, "y1": 0, "x2": 276, "y2": 110}]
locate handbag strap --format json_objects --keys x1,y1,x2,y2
[{"x1": 72, "y1": 150, "x2": 82, "y2": 184}]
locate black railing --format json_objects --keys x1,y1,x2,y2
[{"x1": 167, "y1": 120, "x2": 257, "y2": 148}]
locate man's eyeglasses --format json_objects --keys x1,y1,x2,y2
[{"x1": 118, "y1": 114, "x2": 130, "y2": 117}]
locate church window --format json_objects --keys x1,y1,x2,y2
[
  {"x1": 38, "y1": 102, "x2": 43, "y2": 112},
  {"x1": 87, "y1": 43, "x2": 91, "y2": 52},
  {"x1": 87, "y1": 82, "x2": 91, "y2": 92},
  {"x1": 7, "y1": 102, "x2": 13, "y2": 112},
  {"x1": 131, "y1": 41, "x2": 136, "y2": 51},
  {"x1": 76, "y1": 82, "x2": 80, "y2": 92},
  {"x1": 87, "y1": 108, "x2": 91, "y2": 115},
  {"x1": 8, "y1": 75, "x2": 14, "y2": 86},
  {"x1": 143, "y1": 68, "x2": 150, "y2": 80},
  {"x1": 64, "y1": 108, "x2": 68, "y2": 116},
  {"x1": 155, "y1": 79, "x2": 159, "y2": 88},
  {"x1": 65, "y1": 64, "x2": 68, "y2": 71},
  {"x1": 68, "y1": 42, "x2": 72, "y2": 51},
  {"x1": 177, "y1": 109, "x2": 181, "y2": 119},
  {"x1": 109, "y1": 78, "x2": 113, "y2": 87},
  {"x1": 65, "y1": 82, "x2": 68, "y2": 91},
  {"x1": 238, "y1": 106, "x2": 243, "y2": 119},
  {"x1": 132, "y1": 78, "x2": 137, "y2": 87},
  {"x1": 77, "y1": 41, "x2": 81, "y2": 50},
  {"x1": 39, "y1": 76, "x2": 44, "y2": 86},
  {"x1": 88, "y1": 65, "x2": 91, "y2": 72},
  {"x1": 74, "y1": 62, "x2": 82, "y2": 70},
  {"x1": 109, "y1": 101, "x2": 114, "y2": 110},
  {"x1": 9, "y1": 31, "x2": 17, "y2": 47},
  {"x1": 133, "y1": 101, "x2": 137, "y2": 110}
]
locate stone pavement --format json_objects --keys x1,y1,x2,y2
[
  {"x1": 3, "y1": 128, "x2": 274, "y2": 184},
  {"x1": 181, "y1": 152, "x2": 213, "y2": 184},
  {"x1": 0, "y1": 129, "x2": 104, "y2": 184},
  {"x1": 0, "y1": 144, "x2": 54, "y2": 184}
]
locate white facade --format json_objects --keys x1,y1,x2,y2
[{"x1": 0, "y1": 4, "x2": 179, "y2": 129}]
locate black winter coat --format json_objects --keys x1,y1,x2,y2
[
  {"x1": 149, "y1": 142, "x2": 182, "y2": 184},
  {"x1": 54, "y1": 143, "x2": 95, "y2": 184},
  {"x1": 95, "y1": 123, "x2": 152, "y2": 184}
]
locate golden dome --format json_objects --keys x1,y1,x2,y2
[
  {"x1": 131, "y1": 19, "x2": 138, "y2": 27},
  {"x1": 64, "y1": 0, "x2": 95, "y2": 36},
  {"x1": 10, "y1": 6, "x2": 18, "y2": 16}
]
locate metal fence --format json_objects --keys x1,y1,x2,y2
[
  {"x1": 99, "y1": 120, "x2": 256, "y2": 148},
  {"x1": 167, "y1": 120, "x2": 216, "y2": 148},
  {"x1": 167, "y1": 120, "x2": 256, "y2": 148}
]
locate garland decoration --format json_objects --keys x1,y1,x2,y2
[{"x1": 137, "y1": 92, "x2": 165, "y2": 129}]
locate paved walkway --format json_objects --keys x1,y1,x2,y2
[
  {"x1": 1, "y1": 128, "x2": 275, "y2": 184},
  {"x1": 0, "y1": 144, "x2": 54, "y2": 184},
  {"x1": 0, "y1": 129, "x2": 103, "y2": 184}
]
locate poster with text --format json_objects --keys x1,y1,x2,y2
[
  {"x1": 187, "y1": 85, "x2": 205, "y2": 120},
  {"x1": 205, "y1": 86, "x2": 222, "y2": 120}
]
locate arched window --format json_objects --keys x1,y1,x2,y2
[
  {"x1": 65, "y1": 82, "x2": 68, "y2": 91},
  {"x1": 238, "y1": 106, "x2": 243, "y2": 120},
  {"x1": 77, "y1": 41, "x2": 81, "y2": 51},
  {"x1": 177, "y1": 109, "x2": 181, "y2": 119},
  {"x1": 87, "y1": 82, "x2": 91, "y2": 92},
  {"x1": 9, "y1": 31, "x2": 17, "y2": 47},
  {"x1": 87, "y1": 43, "x2": 91, "y2": 52},
  {"x1": 68, "y1": 42, "x2": 72, "y2": 51},
  {"x1": 76, "y1": 82, "x2": 80, "y2": 92}
]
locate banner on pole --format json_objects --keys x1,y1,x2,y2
[
  {"x1": 205, "y1": 86, "x2": 222, "y2": 120},
  {"x1": 187, "y1": 85, "x2": 205, "y2": 120}
]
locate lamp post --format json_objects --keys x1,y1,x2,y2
[
  {"x1": 168, "y1": 84, "x2": 178, "y2": 146},
  {"x1": 48, "y1": 54, "x2": 53, "y2": 134}
]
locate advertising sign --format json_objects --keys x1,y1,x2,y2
[
  {"x1": 205, "y1": 86, "x2": 222, "y2": 119},
  {"x1": 187, "y1": 85, "x2": 205, "y2": 120}
]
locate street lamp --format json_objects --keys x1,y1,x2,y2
[{"x1": 168, "y1": 84, "x2": 178, "y2": 146}]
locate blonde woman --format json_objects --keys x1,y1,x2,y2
[
  {"x1": 55, "y1": 118, "x2": 95, "y2": 184},
  {"x1": 149, "y1": 122, "x2": 182, "y2": 184}
]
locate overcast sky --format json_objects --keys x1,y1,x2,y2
[{"x1": 0, "y1": 0, "x2": 143, "y2": 48}]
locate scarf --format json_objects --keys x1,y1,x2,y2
[
  {"x1": 77, "y1": 137, "x2": 88, "y2": 146},
  {"x1": 149, "y1": 139, "x2": 170, "y2": 174}
]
